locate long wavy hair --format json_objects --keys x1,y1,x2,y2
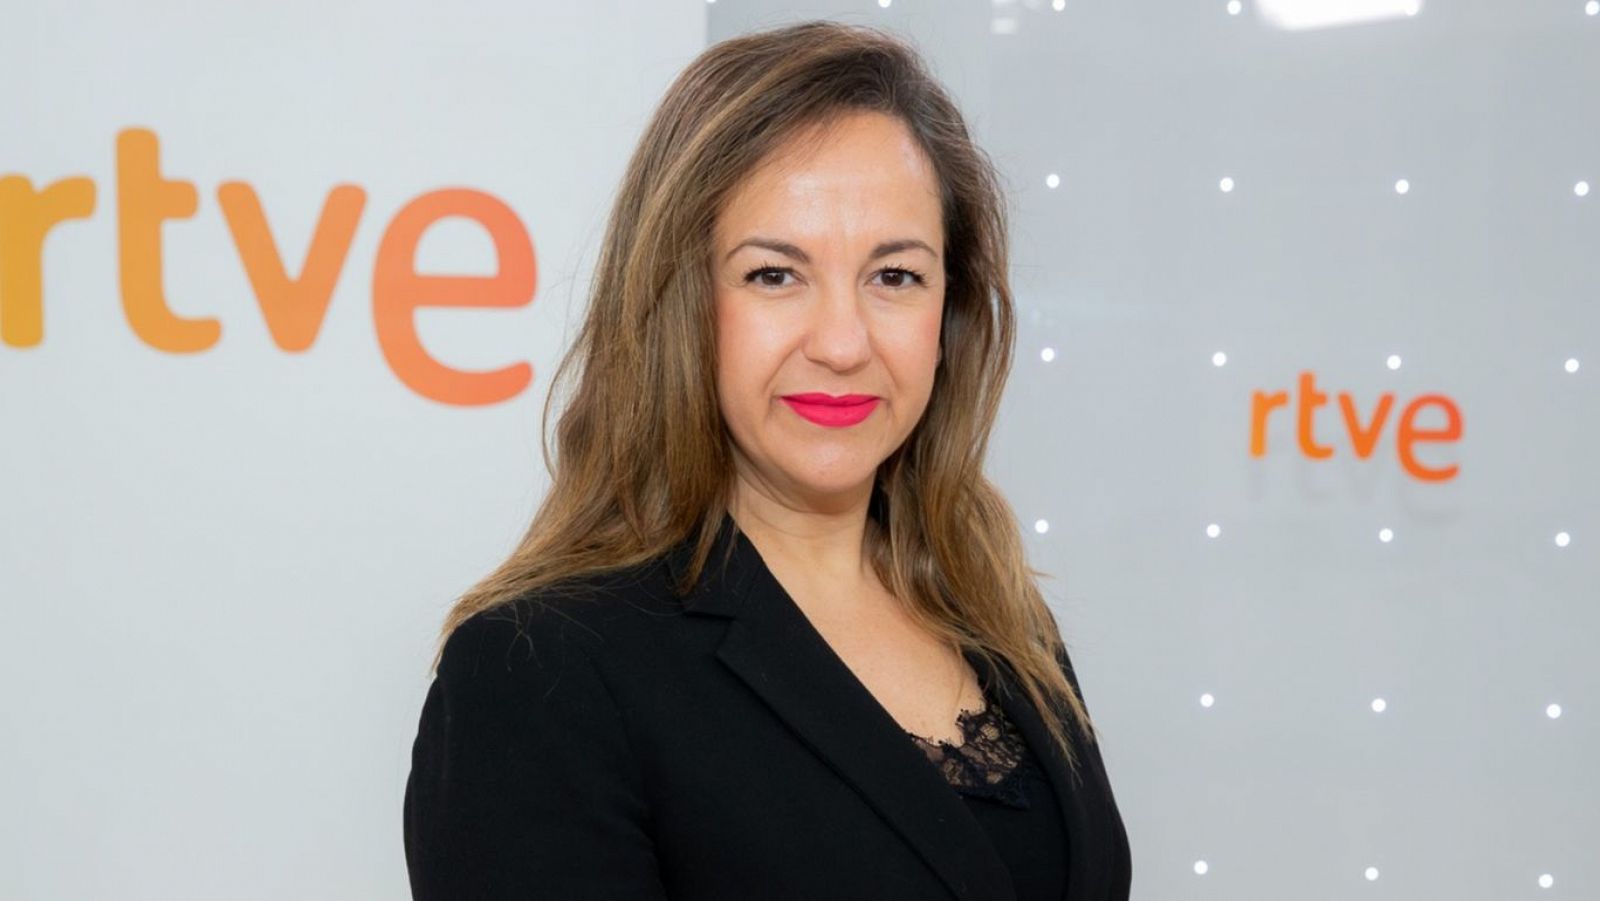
[{"x1": 432, "y1": 19, "x2": 1100, "y2": 771}]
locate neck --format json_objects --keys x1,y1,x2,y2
[{"x1": 727, "y1": 492, "x2": 888, "y2": 623}]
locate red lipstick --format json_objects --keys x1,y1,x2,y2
[{"x1": 780, "y1": 392, "x2": 880, "y2": 428}]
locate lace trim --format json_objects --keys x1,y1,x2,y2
[{"x1": 904, "y1": 694, "x2": 1033, "y2": 809}]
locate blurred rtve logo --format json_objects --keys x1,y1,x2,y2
[
  {"x1": 1252, "y1": 372, "x2": 1462, "y2": 482},
  {"x1": 0, "y1": 127, "x2": 536, "y2": 406}
]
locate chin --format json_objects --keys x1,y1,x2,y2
[{"x1": 785, "y1": 459, "x2": 881, "y2": 494}]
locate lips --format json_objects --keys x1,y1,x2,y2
[{"x1": 780, "y1": 393, "x2": 880, "y2": 427}]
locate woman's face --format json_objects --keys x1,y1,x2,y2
[{"x1": 712, "y1": 110, "x2": 946, "y2": 515}]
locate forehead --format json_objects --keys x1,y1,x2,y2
[{"x1": 714, "y1": 112, "x2": 943, "y2": 249}]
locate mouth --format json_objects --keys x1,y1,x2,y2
[{"x1": 780, "y1": 393, "x2": 880, "y2": 428}]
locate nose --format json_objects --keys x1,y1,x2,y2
[{"x1": 800, "y1": 280, "x2": 873, "y2": 372}]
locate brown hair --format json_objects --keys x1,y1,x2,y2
[{"x1": 432, "y1": 19, "x2": 1100, "y2": 771}]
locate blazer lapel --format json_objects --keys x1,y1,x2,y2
[
  {"x1": 976, "y1": 647, "x2": 1107, "y2": 901},
  {"x1": 667, "y1": 516, "x2": 1017, "y2": 901}
]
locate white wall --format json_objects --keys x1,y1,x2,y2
[{"x1": 0, "y1": 2, "x2": 707, "y2": 898}]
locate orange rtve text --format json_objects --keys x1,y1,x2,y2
[
  {"x1": 1252, "y1": 371, "x2": 1462, "y2": 482},
  {"x1": 0, "y1": 127, "x2": 537, "y2": 406}
]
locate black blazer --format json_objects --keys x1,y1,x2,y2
[{"x1": 404, "y1": 516, "x2": 1132, "y2": 900}]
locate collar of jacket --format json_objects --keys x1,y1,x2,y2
[{"x1": 660, "y1": 513, "x2": 1114, "y2": 901}]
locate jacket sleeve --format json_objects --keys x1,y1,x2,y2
[
  {"x1": 1054, "y1": 636, "x2": 1135, "y2": 897},
  {"x1": 403, "y1": 605, "x2": 670, "y2": 900}
]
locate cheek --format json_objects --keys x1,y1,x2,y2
[
  {"x1": 714, "y1": 297, "x2": 775, "y2": 421},
  {"x1": 884, "y1": 304, "x2": 944, "y2": 372},
  {"x1": 917, "y1": 306, "x2": 943, "y2": 361},
  {"x1": 887, "y1": 304, "x2": 944, "y2": 413}
]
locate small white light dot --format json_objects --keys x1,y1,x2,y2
[
  {"x1": 1053, "y1": 0, "x2": 1066, "y2": 10},
  {"x1": 1193, "y1": 860, "x2": 1209, "y2": 875},
  {"x1": 1045, "y1": 173, "x2": 1060, "y2": 189},
  {"x1": 1565, "y1": 357, "x2": 1580, "y2": 373},
  {"x1": 1379, "y1": 528, "x2": 1394, "y2": 543},
  {"x1": 1555, "y1": 532, "x2": 1571, "y2": 548},
  {"x1": 1371, "y1": 698, "x2": 1387, "y2": 713},
  {"x1": 1386, "y1": 354, "x2": 1402, "y2": 370},
  {"x1": 1200, "y1": 693, "x2": 1215, "y2": 708},
  {"x1": 878, "y1": 0, "x2": 891, "y2": 7},
  {"x1": 1365, "y1": 867, "x2": 1380, "y2": 881},
  {"x1": 1395, "y1": 178, "x2": 1410, "y2": 194},
  {"x1": 1034, "y1": 519, "x2": 1049, "y2": 535},
  {"x1": 1540, "y1": 872, "x2": 1556, "y2": 888},
  {"x1": 1040, "y1": 347, "x2": 1056, "y2": 362},
  {"x1": 1577, "y1": 181, "x2": 1591, "y2": 197},
  {"x1": 1227, "y1": 0, "x2": 1242, "y2": 14},
  {"x1": 1547, "y1": 703, "x2": 1562, "y2": 719},
  {"x1": 1212, "y1": 351, "x2": 1228, "y2": 367},
  {"x1": 1206, "y1": 523, "x2": 1221, "y2": 539},
  {"x1": 1588, "y1": 0, "x2": 1599, "y2": 16},
  {"x1": 1219, "y1": 176, "x2": 1234, "y2": 193}
]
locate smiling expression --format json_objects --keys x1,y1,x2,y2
[{"x1": 712, "y1": 110, "x2": 946, "y2": 508}]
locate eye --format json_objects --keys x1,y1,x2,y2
[
  {"x1": 742, "y1": 265, "x2": 798, "y2": 289},
  {"x1": 873, "y1": 266, "x2": 928, "y2": 290}
]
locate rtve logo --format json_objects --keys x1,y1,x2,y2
[
  {"x1": 1252, "y1": 372, "x2": 1462, "y2": 482},
  {"x1": 0, "y1": 127, "x2": 535, "y2": 406}
]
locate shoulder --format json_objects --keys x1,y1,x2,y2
[
  {"x1": 436, "y1": 558, "x2": 683, "y2": 685},
  {"x1": 407, "y1": 569, "x2": 670, "y2": 898}
]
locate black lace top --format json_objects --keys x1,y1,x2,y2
[{"x1": 903, "y1": 682, "x2": 1069, "y2": 900}]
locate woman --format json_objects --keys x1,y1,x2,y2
[{"x1": 403, "y1": 19, "x2": 1132, "y2": 901}]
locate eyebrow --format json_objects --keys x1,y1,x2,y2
[{"x1": 722, "y1": 237, "x2": 939, "y2": 265}]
